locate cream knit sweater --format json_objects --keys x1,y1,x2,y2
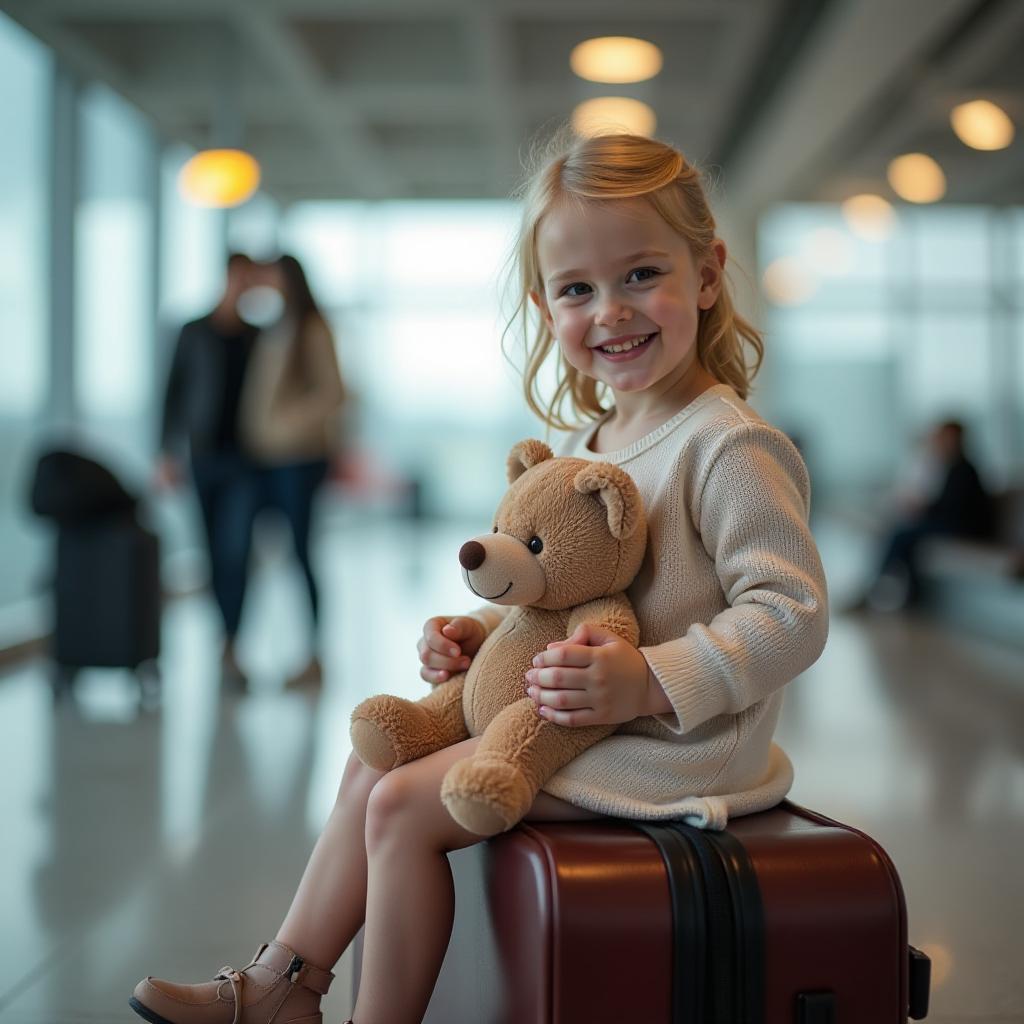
[{"x1": 470, "y1": 384, "x2": 828, "y2": 828}]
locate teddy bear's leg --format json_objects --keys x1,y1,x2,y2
[
  {"x1": 350, "y1": 673, "x2": 469, "y2": 772},
  {"x1": 440, "y1": 698, "x2": 615, "y2": 836}
]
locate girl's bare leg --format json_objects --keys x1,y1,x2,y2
[
  {"x1": 355, "y1": 737, "x2": 603, "y2": 1024},
  {"x1": 274, "y1": 751, "x2": 385, "y2": 968}
]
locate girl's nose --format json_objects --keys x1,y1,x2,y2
[{"x1": 595, "y1": 299, "x2": 632, "y2": 326}]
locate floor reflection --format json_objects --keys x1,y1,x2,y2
[{"x1": 0, "y1": 513, "x2": 1021, "y2": 1023}]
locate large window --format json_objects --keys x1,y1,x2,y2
[
  {"x1": 0, "y1": 13, "x2": 51, "y2": 623},
  {"x1": 281, "y1": 200, "x2": 531, "y2": 518},
  {"x1": 74, "y1": 82, "x2": 157, "y2": 469},
  {"x1": 758, "y1": 203, "x2": 1023, "y2": 498}
]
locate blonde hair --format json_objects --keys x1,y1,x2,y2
[{"x1": 504, "y1": 131, "x2": 764, "y2": 431}]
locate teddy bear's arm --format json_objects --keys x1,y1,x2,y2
[
  {"x1": 566, "y1": 593, "x2": 640, "y2": 647},
  {"x1": 351, "y1": 673, "x2": 470, "y2": 772}
]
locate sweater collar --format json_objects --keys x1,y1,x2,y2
[{"x1": 574, "y1": 384, "x2": 735, "y2": 463}]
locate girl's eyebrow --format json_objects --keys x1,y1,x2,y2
[{"x1": 546, "y1": 250, "x2": 672, "y2": 287}]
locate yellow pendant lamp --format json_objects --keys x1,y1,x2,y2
[{"x1": 178, "y1": 148, "x2": 261, "y2": 208}]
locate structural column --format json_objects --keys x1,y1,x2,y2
[{"x1": 48, "y1": 61, "x2": 79, "y2": 428}]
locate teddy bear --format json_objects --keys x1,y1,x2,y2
[{"x1": 349, "y1": 438, "x2": 648, "y2": 836}]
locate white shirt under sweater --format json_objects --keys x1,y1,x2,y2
[{"x1": 470, "y1": 384, "x2": 828, "y2": 828}]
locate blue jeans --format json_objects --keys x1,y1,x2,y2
[
  {"x1": 263, "y1": 459, "x2": 329, "y2": 626},
  {"x1": 877, "y1": 521, "x2": 943, "y2": 605},
  {"x1": 191, "y1": 451, "x2": 262, "y2": 638}
]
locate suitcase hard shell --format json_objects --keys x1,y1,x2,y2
[
  {"x1": 53, "y1": 515, "x2": 161, "y2": 672},
  {"x1": 354, "y1": 801, "x2": 930, "y2": 1023}
]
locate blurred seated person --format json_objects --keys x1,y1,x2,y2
[{"x1": 853, "y1": 419, "x2": 994, "y2": 611}]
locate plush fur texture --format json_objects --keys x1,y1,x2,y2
[{"x1": 350, "y1": 440, "x2": 648, "y2": 836}]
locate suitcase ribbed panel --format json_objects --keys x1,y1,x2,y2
[
  {"x1": 703, "y1": 828, "x2": 766, "y2": 1024},
  {"x1": 636, "y1": 824, "x2": 707, "y2": 1024}
]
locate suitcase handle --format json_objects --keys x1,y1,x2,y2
[{"x1": 908, "y1": 946, "x2": 931, "y2": 1019}]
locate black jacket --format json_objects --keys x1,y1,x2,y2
[
  {"x1": 160, "y1": 315, "x2": 258, "y2": 458},
  {"x1": 922, "y1": 456, "x2": 994, "y2": 539}
]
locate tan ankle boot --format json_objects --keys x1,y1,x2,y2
[{"x1": 129, "y1": 940, "x2": 333, "y2": 1024}]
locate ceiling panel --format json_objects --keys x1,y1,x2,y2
[{"x1": 4, "y1": 0, "x2": 1022, "y2": 206}]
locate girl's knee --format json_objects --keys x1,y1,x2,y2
[
  {"x1": 337, "y1": 750, "x2": 384, "y2": 806},
  {"x1": 363, "y1": 767, "x2": 421, "y2": 851},
  {"x1": 364, "y1": 763, "x2": 472, "y2": 854}
]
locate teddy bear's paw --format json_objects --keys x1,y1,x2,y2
[
  {"x1": 440, "y1": 758, "x2": 535, "y2": 836},
  {"x1": 350, "y1": 713, "x2": 401, "y2": 771},
  {"x1": 351, "y1": 694, "x2": 430, "y2": 771}
]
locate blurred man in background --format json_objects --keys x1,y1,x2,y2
[{"x1": 156, "y1": 253, "x2": 261, "y2": 688}]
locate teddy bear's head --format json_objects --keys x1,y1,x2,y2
[{"x1": 458, "y1": 439, "x2": 647, "y2": 611}]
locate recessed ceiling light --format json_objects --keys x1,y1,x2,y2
[
  {"x1": 178, "y1": 149, "x2": 261, "y2": 208},
  {"x1": 950, "y1": 99, "x2": 1015, "y2": 150},
  {"x1": 887, "y1": 153, "x2": 946, "y2": 204},
  {"x1": 761, "y1": 257, "x2": 817, "y2": 306},
  {"x1": 840, "y1": 194, "x2": 896, "y2": 241},
  {"x1": 572, "y1": 97, "x2": 657, "y2": 138},
  {"x1": 570, "y1": 36, "x2": 663, "y2": 84}
]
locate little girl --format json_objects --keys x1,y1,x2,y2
[{"x1": 130, "y1": 132, "x2": 828, "y2": 1024}]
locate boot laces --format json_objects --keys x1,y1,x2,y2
[
  {"x1": 214, "y1": 954, "x2": 300, "y2": 1024},
  {"x1": 214, "y1": 967, "x2": 245, "y2": 1024}
]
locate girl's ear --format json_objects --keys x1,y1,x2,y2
[
  {"x1": 697, "y1": 239, "x2": 727, "y2": 311},
  {"x1": 529, "y1": 289, "x2": 554, "y2": 330}
]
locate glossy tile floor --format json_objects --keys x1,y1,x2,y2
[{"x1": 0, "y1": 512, "x2": 1021, "y2": 1023}]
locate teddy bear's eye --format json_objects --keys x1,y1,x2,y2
[
  {"x1": 492, "y1": 526, "x2": 498, "y2": 533},
  {"x1": 528, "y1": 536, "x2": 543, "y2": 554}
]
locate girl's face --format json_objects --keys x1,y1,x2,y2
[{"x1": 532, "y1": 197, "x2": 724, "y2": 400}]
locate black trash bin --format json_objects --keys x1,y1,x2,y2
[{"x1": 30, "y1": 449, "x2": 161, "y2": 700}]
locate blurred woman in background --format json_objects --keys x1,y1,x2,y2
[{"x1": 241, "y1": 254, "x2": 345, "y2": 688}]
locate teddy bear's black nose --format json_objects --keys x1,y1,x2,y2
[{"x1": 459, "y1": 540, "x2": 486, "y2": 571}]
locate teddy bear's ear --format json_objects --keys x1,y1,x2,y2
[
  {"x1": 573, "y1": 463, "x2": 643, "y2": 540},
  {"x1": 507, "y1": 439, "x2": 555, "y2": 483}
]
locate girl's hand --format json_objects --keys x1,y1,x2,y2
[
  {"x1": 524, "y1": 623, "x2": 667, "y2": 726},
  {"x1": 418, "y1": 616, "x2": 486, "y2": 684}
]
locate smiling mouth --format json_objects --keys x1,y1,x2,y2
[
  {"x1": 595, "y1": 331, "x2": 657, "y2": 355},
  {"x1": 467, "y1": 580, "x2": 513, "y2": 601}
]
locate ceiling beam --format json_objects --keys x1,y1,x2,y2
[
  {"x1": 819, "y1": 0, "x2": 1024, "y2": 189},
  {"x1": 469, "y1": 10, "x2": 522, "y2": 197},
  {"x1": 19, "y1": 0, "x2": 749, "y2": 20},
  {"x1": 228, "y1": 0, "x2": 404, "y2": 199},
  {"x1": 722, "y1": 0, "x2": 982, "y2": 214},
  {"x1": 130, "y1": 80, "x2": 718, "y2": 128},
  {"x1": 1, "y1": 0, "x2": 184, "y2": 141}
]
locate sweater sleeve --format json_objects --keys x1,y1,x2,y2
[{"x1": 640, "y1": 422, "x2": 829, "y2": 735}]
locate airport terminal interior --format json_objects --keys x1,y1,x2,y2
[{"x1": 0, "y1": 1, "x2": 1022, "y2": 1022}]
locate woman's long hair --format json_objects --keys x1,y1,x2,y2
[{"x1": 276, "y1": 253, "x2": 324, "y2": 383}]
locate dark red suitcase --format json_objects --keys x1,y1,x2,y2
[{"x1": 355, "y1": 801, "x2": 930, "y2": 1023}]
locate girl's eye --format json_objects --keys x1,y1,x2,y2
[
  {"x1": 562, "y1": 282, "x2": 592, "y2": 298},
  {"x1": 528, "y1": 536, "x2": 544, "y2": 554},
  {"x1": 627, "y1": 267, "x2": 660, "y2": 284}
]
